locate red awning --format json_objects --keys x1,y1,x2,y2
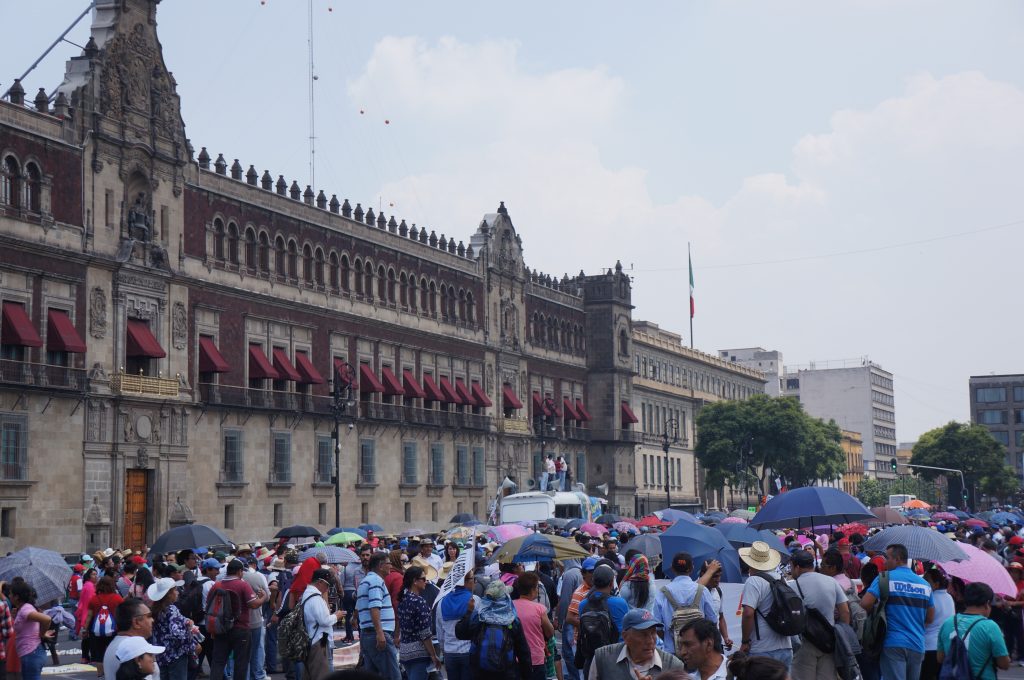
[
  {"x1": 1, "y1": 302, "x2": 43, "y2": 348},
  {"x1": 402, "y1": 369, "x2": 427, "y2": 399},
  {"x1": 126, "y1": 320, "x2": 166, "y2": 358},
  {"x1": 532, "y1": 392, "x2": 551, "y2": 417},
  {"x1": 359, "y1": 364, "x2": 385, "y2": 393},
  {"x1": 575, "y1": 398, "x2": 592, "y2": 422},
  {"x1": 439, "y1": 377, "x2": 462, "y2": 404},
  {"x1": 471, "y1": 381, "x2": 493, "y2": 407},
  {"x1": 198, "y1": 336, "x2": 230, "y2": 373},
  {"x1": 334, "y1": 358, "x2": 355, "y2": 387},
  {"x1": 272, "y1": 348, "x2": 302, "y2": 382},
  {"x1": 46, "y1": 309, "x2": 86, "y2": 353},
  {"x1": 248, "y1": 345, "x2": 279, "y2": 379},
  {"x1": 562, "y1": 397, "x2": 581, "y2": 421},
  {"x1": 455, "y1": 378, "x2": 476, "y2": 406},
  {"x1": 421, "y1": 374, "x2": 445, "y2": 402},
  {"x1": 621, "y1": 400, "x2": 639, "y2": 425},
  {"x1": 380, "y1": 366, "x2": 405, "y2": 396},
  {"x1": 294, "y1": 351, "x2": 324, "y2": 384},
  {"x1": 548, "y1": 396, "x2": 562, "y2": 417},
  {"x1": 502, "y1": 384, "x2": 523, "y2": 410}
]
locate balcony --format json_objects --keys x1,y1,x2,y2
[
  {"x1": 362, "y1": 401, "x2": 404, "y2": 422},
  {"x1": 565, "y1": 425, "x2": 592, "y2": 441},
  {"x1": 111, "y1": 370, "x2": 179, "y2": 397},
  {"x1": 0, "y1": 359, "x2": 87, "y2": 391},
  {"x1": 590, "y1": 428, "x2": 644, "y2": 444}
]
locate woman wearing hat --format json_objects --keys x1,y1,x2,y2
[
  {"x1": 113, "y1": 637, "x2": 165, "y2": 680},
  {"x1": 148, "y1": 578, "x2": 199, "y2": 680}
]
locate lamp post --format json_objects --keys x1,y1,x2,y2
[
  {"x1": 661, "y1": 418, "x2": 680, "y2": 509},
  {"x1": 331, "y1": 361, "x2": 355, "y2": 528}
]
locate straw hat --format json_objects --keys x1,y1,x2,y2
[
  {"x1": 411, "y1": 556, "x2": 439, "y2": 582},
  {"x1": 738, "y1": 540, "x2": 782, "y2": 572}
]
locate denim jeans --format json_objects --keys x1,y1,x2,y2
[
  {"x1": 880, "y1": 646, "x2": 924, "y2": 680},
  {"x1": 757, "y1": 648, "x2": 793, "y2": 672},
  {"x1": 540, "y1": 473, "x2": 549, "y2": 491},
  {"x1": 265, "y1": 621, "x2": 279, "y2": 672},
  {"x1": 562, "y1": 631, "x2": 580, "y2": 680},
  {"x1": 557, "y1": 471, "x2": 566, "y2": 490},
  {"x1": 342, "y1": 591, "x2": 356, "y2": 640},
  {"x1": 404, "y1": 658, "x2": 430, "y2": 680},
  {"x1": 359, "y1": 631, "x2": 401, "y2": 680},
  {"x1": 20, "y1": 644, "x2": 47, "y2": 680},
  {"x1": 249, "y1": 625, "x2": 266, "y2": 680},
  {"x1": 444, "y1": 652, "x2": 472, "y2": 680},
  {"x1": 161, "y1": 654, "x2": 190, "y2": 680}
]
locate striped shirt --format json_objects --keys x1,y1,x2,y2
[{"x1": 356, "y1": 571, "x2": 395, "y2": 633}]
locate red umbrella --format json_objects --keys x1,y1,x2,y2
[
  {"x1": 964, "y1": 518, "x2": 989, "y2": 528},
  {"x1": 638, "y1": 515, "x2": 670, "y2": 528},
  {"x1": 838, "y1": 523, "x2": 869, "y2": 536}
]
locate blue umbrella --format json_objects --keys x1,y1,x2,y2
[
  {"x1": 328, "y1": 527, "x2": 367, "y2": 538},
  {"x1": 905, "y1": 509, "x2": 931, "y2": 521},
  {"x1": 862, "y1": 525, "x2": 968, "y2": 562},
  {"x1": 358, "y1": 523, "x2": 384, "y2": 533},
  {"x1": 299, "y1": 545, "x2": 359, "y2": 564},
  {"x1": 714, "y1": 523, "x2": 790, "y2": 558},
  {"x1": 564, "y1": 518, "x2": 586, "y2": 531},
  {"x1": 654, "y1": 509, "x2": 700, "y2": 524},
  {"x1": 991, "y1": 512, "x2": 1024, "y2": 525},
  {"x1": 658, "y1": 519, "x2": 743, "y2": 583},
  {"x1": 953, "y1": 511, "x2": 970, "y2": 520},
  {"x1": 749, "y1": 487, "x2": 873, "y2": 530}
]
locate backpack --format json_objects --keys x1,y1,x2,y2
[
  {"x1": 475, "y1": 621, "x2": 516, "y2": 672},
  {"x1": 752, "y1": 573, "x2": 806, "y2": 637},
  {"x1": 205, "y1": 584, "x2": 237, "y2": 637},
  {"x1": 938, "y1": 615, "x2": 990, "y2": 680},
  {"x1": 90, "y1": 603, "x2": 117, "y2": 637},
  {"x1": 574, "y1": 595, "x2": 617, "y2": 670},
  {"x1": 793, "y1": 577, "x2": 835, "y2": 653},
  {"x1": 278, "y1": 593, "x2": 317, "y2": 661},
  {"x1": 860, "y1": 572, "x2": 888, "y2": 659},
  {"x1": 845, "y1": 590, "x2": 868, "y2": 640},
  {"x1": 660, "y1": 584, "x2": 707, "y2": 642},
  {"x1": 69, "y1": 574, "x2": 81, "y2": 600},
  {"x1": 178, "y1": 577, "x2": 209, "y2": 622}
]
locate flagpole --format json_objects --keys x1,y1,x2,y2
[{"x1": 688, "y1": 242, "x2": 694, "y2": 349}]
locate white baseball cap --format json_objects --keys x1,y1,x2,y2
[{"x1": 115, "y1": 636, "x2": 166, "y2": 663}]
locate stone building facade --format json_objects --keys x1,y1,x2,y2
[{"x1": 0, "y1": 0, "x2": 647, "y2": 552}]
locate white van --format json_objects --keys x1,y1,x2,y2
[{"x1": 499, "y1": 490, "x2": 604, "y2": 524}]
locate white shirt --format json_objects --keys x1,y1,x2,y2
[
  {"x1": 689, "y1": 655, "x2": 729, "y2": 680},
  {"x1": 545, "y1": 458, "x2": 556, "y2": 474},
  {"x1": 301, "y1": 585, "x2": 336, "y2": 648},
  {"x1": 418, "y1": 552, "x2": 443, "y2": 573}
]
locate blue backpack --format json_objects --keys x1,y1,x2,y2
[
  {"x1": 938, "y1": 615, "x2": 989, "y2": 680},
  {"x1": 475, "y1": 621, "x2": 515, "y2": 672}
]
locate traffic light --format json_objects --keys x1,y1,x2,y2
[{"x1": 890, "y1": 457, "x2": 898, "y2": 473}]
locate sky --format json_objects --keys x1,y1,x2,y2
[{"x1": 6, "y1": 1, "x2": 1024, "y2": 445}]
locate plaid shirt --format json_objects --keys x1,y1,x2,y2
[{"x1": 0, "y1": 599, "x2": 12, "y2": 661}]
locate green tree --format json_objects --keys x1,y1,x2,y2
[
  {"x1": 856, "y1": 478, "x2": 888, "y2": 509},
  {"x1": 910, "y1": 421, "x2": 1008, "y2": 508},
  {"x1": 981, "y1": 465, "x2": 1021, "y2": 505},
  {"x1": 694, "y1": 394, "x2": 846, "y2": 493}
]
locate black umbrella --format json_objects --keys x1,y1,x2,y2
[
  {"x1": 274, "y1": 525, "x2": 322, "y2": 539},
  {"x1": 449, "y1": 513, "x2": 478, "y2": 524},
  {"x1": 622, "y1": 534, "x2": 662, "y2": 561},
  {"x1": 150, "y1": 524, "x2": 232, "y2": 554},
  {"x1": 545, "y1": 518, "x2": 570, "y2": 528},
  {"x1": 595, "y1": 513, "x2": 622, "y2": 525},
  {"x1": 0, "y1": 548, "x2": 72, "y2": 606}
]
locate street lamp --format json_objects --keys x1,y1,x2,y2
[
  {"x1": 331, "y1": 361, "x2": 355, "y2": 528},
  {"x1": 661, "y1": 418, "x2": 680, "y2": 509}
]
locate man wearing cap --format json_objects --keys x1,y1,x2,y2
[
  {"x1": 207, "y1": 559, "x2": 268, "y2": 680},
  {"x1": 587, "y1": 608, "x2": 685, "y2": 679},
  {"x1": 738, "y1": 541, "x2": 792, "y2": 670},
  {"x1": 300, "y1": 569, "x2": 345, "y2": 680},
  {"x1": 653, "y1": 552, "x2": 717, "y2": 655},
  {"x1": 103, "y1": 598, "x2": 157, "y2": 680},
  {"x1": 576, "y1": 565, "x2": 631, "y2": 676},
  {"x1": 356, "y1": 552, "x2": 400, "y2": 680},
  {"x1": 788, "y1": 548, "x2": 850, "y2": 680}
]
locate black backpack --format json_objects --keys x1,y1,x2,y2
[
  {"x1": 753, "y1": 573, "x2": 806, "y2": 637},
  {"x1": 860, "y1": 572, "x2": 889, "y2": 660},
  {"x1": 794, "y1": 576, "x2": 836, "y2": 653},
  {"x1": 574, "y1": 595, "x2": 617, "y2": 670},
  {"x1": 178, "y1": 577, "x2": 209, "y2": 622}
]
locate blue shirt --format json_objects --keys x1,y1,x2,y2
[
  {"x1": 356, "y1": 571, "x2": 395, "y2": 633},
  {"x1": 867, "y1": 566, "x2": 933, "y2": 652},
  {"x1": 578, "y1": 591, "x2": 630, "y2": 642},
  {"x1": 653, "y1": 576, "x2": 719, "y2": 653}
]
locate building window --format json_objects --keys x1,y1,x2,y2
[
  {"x1": 575, "y1": 452, "x2": 586, "y2": 485},
  {"x1": 1014, "y1": 387, "x2": 1024, "y2": 402},
  {"x1": 472, "y1": 447, "x2": 485, "y2": 486},
  {"x1": 1015, "y1": 409, "x2": 1024, "y2": 425},
  {"x1": 316, "y1": 436, "x2": 333, "y2": 484},
  {"x1": 0, "y1": 414, "x2": 27, "y2": 481},
  {"x1": 224, "y1": 504, "x2": 235, "y2": 530},
  {"x1": 273, "y1": 503, "x2": 283, "y2": 526},
  {"x1": 979, "y1": 409, "x2": 1008, "y2": 425},
  {"x1": 456, "y1": 445, "x2": 469, "y2": 485},
  {"x1": 643, "y1": 454, "x2": 649, "y2": 485},
  {"x1": 431, "y1": 502, "x2": 438, "y2": 523},
  {"x1": 361, "y1": 502, "x2": 369, "y2": 524},
  {"x1": 404, "y1": 502, "x2": 411, "y2": 522},
  {"x1": 0, "y1": 508, "x2": 13, "y2": 538},
  {"x1": 1016, "y1": 431, "x2": 1024, "y2": 447},
  {"x1": 429, "y1": 443, "x2": 445, "y2": 486},
  {"x1": 657, "y1": 456, "x2": 662, "y2": 486},
  {"x1": 1, "y1": 156, "x2": 19, "y2": 207},
  {"x1": 318, "y1": 503, "x2": 326, "y2": 525},
  {"x1": 359, "y1": 438, "x2": 376, "y2": 484},
  {"x1": 270, "y1": 432, "x2": 291, "y2": 483},
  {"x1": 403, "y1": 441, "x2": 418, "y2": 484},
  {"x1": 977, "y1": 387, "x2": 1007, "y2": 403},
  {"x1": 222, "y1": 430, "x2": 243, "y2": 483},
  {"x1": 991, "y1": 431, "x2": 1009, "y2": 446}
]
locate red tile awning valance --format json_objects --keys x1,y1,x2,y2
[
  {"x1": 294, "y1": 351, "x2": 324, "y2": 384},
  {"x1": 359, "y1": 363, "x2": 386, "y2": 393},
  {"x1": 421, "y1": 374, "x2": 445, "y2": 402},
  {"x1": 380, "y1": 366, "x2": 405, "y2": 396},
  {"x1": 532, "y1": 392, "x2": 551, "y2": 417},
  {"x1": 248, "y1": 344, "x2": 279, "y2": 379},
  {"x1": 198, "y1": 336, "x2": 230, "y2": 373},
  {"x1": 621, "y1": 400, "x2": 639, "y2": 425},
  {"x1": 502, "y1": 384, "x2": 523, "y2": 410},
  {"x1": 1, "y1": 302, "x2": 43, "y2": 348},
  {"x1": 272, "y1": 348, "x2": 302, "y2": 382},
  {"x1": 439, "y1": 377, "x2": 462, "y2": 404},
  {"x1": 575, "y1": 398, "x2": 592, "y2": 422},
  {"x1": 127, "y1": 320, "x2": 166, "y2": 358},
  {"x1": 455, "y1": 378, "x2": 476, "y2": 406},
  {"x1": 402, "y1": 369, "x2": 427, "y2": 399},
  {"x1": 46, "y1": 309, "x2": 86, "y2": 353},
  {"x1": 562, "y1": 397, "x2": 581, "y2": 421},
  {"x1": 471, "y1": 381, "x2": 493, "y2": 407}
]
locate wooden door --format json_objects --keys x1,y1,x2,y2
[{"x1": 124, "y1": 469, "x2": 149, "y2": 550}]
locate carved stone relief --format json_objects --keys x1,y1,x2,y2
[
  {"x1": 89, "y1": 287, "x2": 107, "y2": 339},
  {"x1": 171, "y1": 302, "x2": 187, "y2": 349},
  {"x1": 136, "y1": 446, "x2": 149, "y2": 468}
]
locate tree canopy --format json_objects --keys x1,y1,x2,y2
[
  {"x1": 910, "y1": 421, "x2": 1013, "y2": 508},
  {"x1": 694, "y1": 394, "x2": 846, "y2": 492}
]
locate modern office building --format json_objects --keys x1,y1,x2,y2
[
  {"x1": 719, "y1": 347, "x2": 784, "y2": 396},
  {"x1": 781, "y1": 359, "x2": 897, "y2": 477},
  {"x1": 969, "y1": 374, "x2": 1024, "y2": 476}
]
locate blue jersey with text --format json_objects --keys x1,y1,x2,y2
[{"x1": 868, "y1": 566, "x2": 933, "y2": 652}]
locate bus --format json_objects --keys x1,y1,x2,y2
[{"x1": 888, "y1": 494, "x2": 916, "y2": 509}]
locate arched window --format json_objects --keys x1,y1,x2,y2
[
  {"x1": 409, "y1": 277, "x2": 418, "y2": 311},
  {"x1": 302, "y1": 244, "x2": 313, "y2": 283},
  {"x1": 420, "y1": 277, "x2": 428, "y2": 312},
  {"x1": 314, "y1": 247, "x2": 325, "y2": 286},
  {"x1": 258, "y1": 232, "x2": 270, "y2": 272},
  {"x1": 1, "y1": 156, "x2": 20, "y2": 208},
  {"x1": 363, "y1": 262, "x2": 374, "y2": 300},
  {"x1": 213, "y1": 218, "x2": 226, "y2": 261},
  {"x1": 618, "y1": 328, "x2": 628, "y2": 356},
  {"x1": 24, "y1": 162, "x2": 41, "y2": 213},
  {"x1": 340, "y1": 254, "x2": 351, "y2": 292},
  {"x1": 244, "y1": 227, "x2": 257, "y2": 271},
  {"x1": 387, "y1": 268, "x2": 397, "y2": 304},
  {"x1": 274, "y1": 235, "x2": 286, "y2": 276},
  {"x1": 466, "y1": 292, "x2": 475, "y2": 324},
  {"x1": 448, "y1": 286, "x2": 457, "y2": 319},
  {"x1": 429, "y1": 281, "x2": 438, "y2": 316},
  {"x1": 227, "y1": 222, "x2": 240, "y2": 264},
  {"x1": 440, "y1": 286, "x2": 449, "y2": 319},
  {"x1": 399, "y1": 273, "x2": 408, "y2": 307},
  {"x1": 353, "y1": 258, "x2": 364, "y2": 295},
  {"x1": 329, "y1": 252, "x2": 340, "y2": 291},
  {"x1": 287, "y1": 239, "x2": 298, "y2": 279},
  {"x1": 376, "y1": 265, "x2": 386, "y2": 301},
  {"x1": 458, "y1": 290, "x2": 467, "y2": 322}
]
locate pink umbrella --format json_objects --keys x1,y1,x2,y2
[
  {"x1": 937, "y1": 542, "x2": 1016, "y2": 597},
  {"x1": 580, "y1": 522, "x2": 606, "y2": 537},
  {"x1": 612, "y1": 521, "x2": 637, "y2": 534},
  {"x1": 486, "y1": 524, "x2": 532, "y2": 544},
  {"x1": 721, "y1": 516, "x2": 748, "y2": 524},
  {"x1": 965, "y1": 518, "x2": 989, "y2": 528},
  {"x1": 932, "y1": 512, "x2": 957, "y2": 522}
]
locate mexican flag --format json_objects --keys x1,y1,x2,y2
[{"x1": 689, "y1": 248, "x2": 695, "y2": 319}]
